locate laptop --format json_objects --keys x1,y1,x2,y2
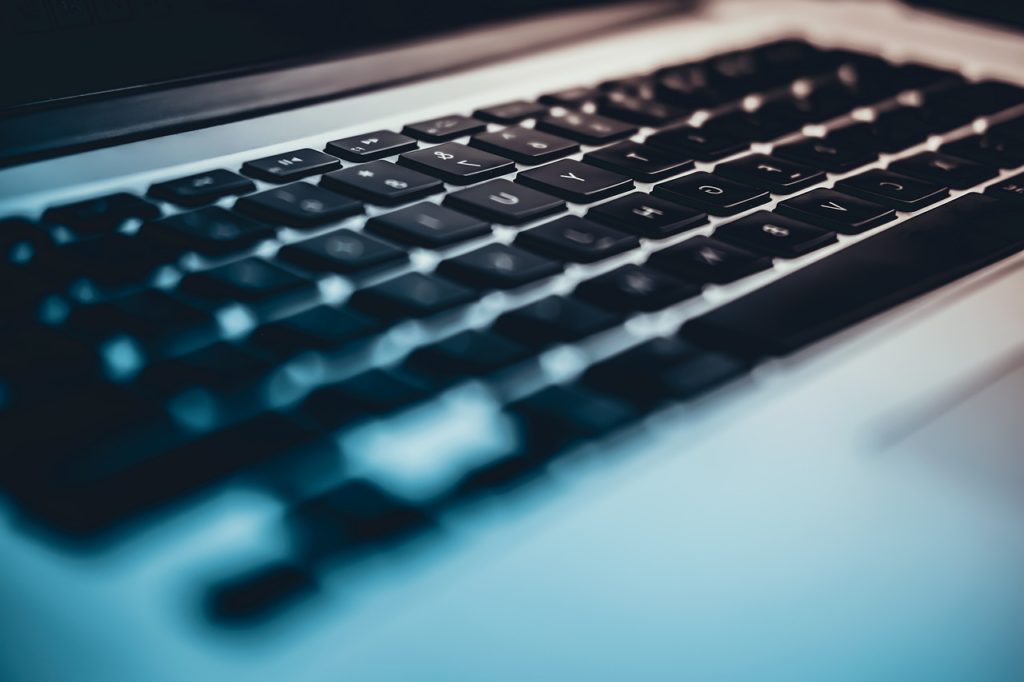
[{"x1": 1, "y1": 0, "x2": 1023, "y2": 679}]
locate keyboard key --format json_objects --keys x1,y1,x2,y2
[
  {"x1": 351, "y1": 272, "x2": 475, "y2": 319},
  {"x1": 241, "y1": 149, "x2": 340, "y2": 183},
  {"x1": 277, "y1": 228, "x2": 406, "y2": 274},
  {"x1": 575, "y1": 264, "x2": 698, "y2": 313},
  {"x1": 250, "y1": 305, "x2": 381, "y2": 356},
  {"x1": 889, "y1": 152, "x2": 998, "y2": 190},
  {"x1": 140, "y1": 206, "x2": 275, "y2": 256},
  {"x1": 835, "y1": 169, "x2": 949, "y2": 211},
  {"x1": 535, "y1": 112, "x2": 636, "y2": 145},
  {"x1": 849, "y1": 108, "x2": 932, "y2": 152},
  {"x1": 70, "y1": 289, "x2": 216, "y2": 355},
  {"x1": 438, "y1": 243, "x2": 561, "y2": 290},
  {"x1": 300, "y1": 370, "x2": 431, "y2": 428},
  {"x1": 324, "y1": 130, "x2": 418, "y2": 162},
  {"x1": 714, "y1": 212, "x2": 836, "y2": 258},
  {"x1": 984, "y1": 172, "x2": 1024, "y2": 204},
  {"x1": 469, "y1": 127, "x2": 578, "y2": 165},
  {"x1": 774, "y1": 135, "x2": 877, "y2": 173},
  {"x1": 583, "y1": 141, "x2": 694, "y2": 182},
  {"x1": 406, "y1": 330, "x2": 531, "y2": 379},
  {"x1": 403, "y1": 115, "x2": 486, "y2": 142},
  {"x1": 503, "y1": 384, "x2": 637, "y2": 456},
  {"x1": 44, "y1": 193, "x2": 160, "y2": 236},
  {"x1": 775, "y1": 188, "x2": 895, "y2": 234},
  {"x1": 235, "y1": 182, "x2": 363, "y2": 228},
  {"x1": 653, "y1": 172, "x2": 769, "y2": 216},
  {"x1": 538, "y1": 87, "x2": 599, "y2": 108},
  {"x1": 715, "y1": 154, "x2": 825, "y2": 194},
  {"x1": 684, "y1": 193, "x2": 1024, "y2": 358},
  {"x1": 596, "y1": 93, "x2": 687, "y2": 127},
  {"x1": 648, "y1": 236, "x2": 772, "y2": 284},
  {"x1": 149, "y1": 169, "x2": 256, "y2": 207},
  {"x1": 443, "y1": 179, "x2": 564, "y2": 225},
  {"x1": 0, "y1": 218, "x2": 52, "y2": 267},
  {"x1": 139, "y1": 341, "x2": 276, "y2": 395},
  {"x1": 492, "y1": 296, "x2": 619, "y2": 349},
  {"x1": 645, "y1": 126, "x2": 747, "y2": 162},
  {"x1": 52, "y1": 234, "x2": 176, "y2": 288},
  {"x1": 703, "y1": 101, "x2": 807, "y2": 142},
  {"x1": 940, "y1": 135, "x2": 1024, "y2": 170},
  {"x1": 654, "y1": 64, "x2": 723, "y2": 109},
  {"x1": 588, "y1": 193, "x2": 707, "y2": 239},
  {"x1": 516, "y1": 215, "x2": 638, "y2": 263},
  {"x1": 990, "y1": 116, "x2": 1024, "y2": 144},
  {"x1": 320, "y1": 161, "x2": 443, "y2": 205},
  {"x1": 474, "y1": 101, "x2": 547, "y2": 124},
  {"x1": 397, "y1": 143, "x2": 514, "y2": 185},
  {"x1": 367, "y1": 202, "x2": 490, "y2": 247},
  {"x1": 180, "y1": 258, "x2": 316, "y2": 308},
  {"x1": 517, "y1": 159, "x2": 633, "y2": 203}
]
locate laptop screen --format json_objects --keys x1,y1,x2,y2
[{"x1": 1, "y1": 1, "x2": 616, "y2": 111}]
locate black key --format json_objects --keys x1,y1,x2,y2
[
  {"x1": 773, "y1": 135, "x2": 877, "y2": 173},
  {"x1": 575, "y1": 264, "x2": 698, "y2": 313},
  {"x1": 835, "y1": 169, "x2": 949, "y2": 211},
  {"x1": 517, "y1": 159, "x2": 633, "y2": 203},
  {"x1": 920, "y1": 81, "x2": 1024, "y2": 131},
  {"x1": 583, "y1": 141, "x2": 694, "y2": 182},
  {"x1": 443, "y1": 179, "x2": 564, "y2": 225},
  {"x1": 277, "y1": 228, "x2": 406, "y2": 275},
  {"x1": 683, "y1": 194, "x2": 1024, "y2": 358},
  {"x1": 324, "y1": 130, "x2": 418, "y2": 162},
  {"x1": 852, "y1": 108, "x2": 932, "y2": 152},
  {"x1": 990, "y1": 116, "x2": 1024, "y2": 145},
  {"x1": 474, "y1": 101, "x2": 547, "y2": 124},
  {"x1": 0, "y1": 218, "x2": 52, "y2": 267},
  {"x1": 653, "y1": 172, "x2": 769, "y2": 216},
  {"x1": 44, "y1": 193, "x2": 160, "y2": 236},
  {"x1": 775, "y1": 189, "x2": 895, "y2": 234},
  {"x1": 889, "y1": 152, "x2": 998, "y2": 190},
  {"x1": 715, "y1": 154, "x2": 825, "y2": 194},
  {"x1": 406, "y1": 330, "x2": 531, "y2": 379},
  {"x1": 351, "y1": 272, "x2": 475, "y2": 319},
  {"x1": 179, "y1": 258, "x2": 316, "y2": 308},
  {"x1": 140, "y1": 206, "x2": 275, "y2": 256},
  {"x1": 985, "y1": 172, "x2": 1024, "y2": 204},
  {"x1": 320, "y1": 161, "x2": 443, "y2": 205},
  {"x1": 648, "y1": 236, "x2": 772, "y2": 284},
  {"x1": 438, "y1": 243, "x2": 561, "y2": 290},
  {"x1": 469, "y1": 127, "x2": 578, "y2": 165},
  {"x1": 235, "y1": 182, "x2": 363, "y2": 229},
  {"x1": 367, "y1": 202, "x2": 491, "y2": 247},
  {"x1": 516, "y1": 215, "x2": 638, "y2": 263},
  {"x1": 72, "y1": 289, "x2": 216, "y2": 354},
  {"x1": 645, "y1": 126, "x2": 747, "y2": 162},
  {"x1": 149, "y1": 169, "x2": 256, "y2": 207},
  {"x1": 940, "y1": 135, "x2": 1024, "y2": 170},
  {"x1": 139, "y1": 341, "x2": 276, "y2": 395},
  {"x1": 402, "y1": 115, "x2": 487, "y2": 142},
  {"x1": 207, "y1": 562, "x2": 317, "y2": 622},
  {"x1": 535, "y1": 112, "x2": 636, "y2": 145},
  {"x1": 493, "y1": 296, "x2": 619, "y2": 349},
  {"x1": 596, "y1": 93, "x2": 687, "y2": 127},
  {"x1": 654, "y1": 64, "x2": 723, "y2": 109},
  {"x1": 241, "y1": 149, "x2": 340, "y2": 183},
  {"x1": 250, "y1": 305, "x2": 382, "y2": 356},
  {"x1": 300, "y1": 370, "x2": 431, "y2": 428},
  {"x1": 703, "y1": 101, "x2": 807, "y2": 143},
  {"x1": 397, "y1": 143, "x2": 514, "y2": 185},
  {"x1": 538, "y1": 87, "x2": 599, "y2": 108},
  {"x1": 714, "y1": 212, "x2": 836, "y2": 258},
  {"x1": 588, "y1": 193, "x2": 707, "y2": 239},
  {"x1": 52, "y1": 234, "x2": 176, "y2": 288}
]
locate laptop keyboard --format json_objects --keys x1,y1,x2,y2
[{"x1": 3, "y1": 38, "x2": 1024, "y2": 619}]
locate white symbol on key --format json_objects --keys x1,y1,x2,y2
[
  {"x1": 624, "y1": 272, "x2": 654, "y2": 293},
  {"x1": 416, "y1": 214, "x2": 443, "y2": 230},
  {"x1": 699, "y1": 185, "x2": 724, "y2": 195},
  {"x1": 697, "y1": 247, "x2": 724, "y2": 264},
  {"x1": 385, "y1": 179, "x2": 409, "y2": 189},
  {"x1": 757, "y1": 164, "x2": 783, "y2": 174},
  {"x1": 879, "y1": 181, "x2": 904, "y2": 191},
  {"x1": 820, "y1": 200, "x2": 847, "y2": 212},
  {"x1": 490, "y1": 192, "x2": 520, "y2": 205},
  {"x1": 560, "y1": 171, "x2": 586, "y2": 183},
  {"x1": 564, "y1": 228, "x2": 595, "y2": 244},
  {"x1": 930, "y1": 158, "x2": 958, "y2": 171},
  {"x1": 457, "y1": 160, "x2": 481, "y2": 167},
  {"x1": 626, "y1": 152, "x2": 650, "y2": 162},
  {"x1": 762, "y1": 223, "x2": 790, "y2": 238},
  {"x1": 300, "y1": 199, "x2": 325, "y2": 213},
  {"x1": 501, "y1": 131, "x2": 518, "y2": 140},
  {"x1": 192, "y1": 176, "x2": 215, "y2": 188},
  {"x1": 633, "y1": 205, "x2": 664, "y2": 219},
  {"x1": 277, "y1": 156, "x2": 303, "y2": 166},
  {"x1": 492, "y1": 253, "x2": 516, "y2": 271},
  {"x1": 358, "y1": 169, "x2": 375, "y2": 178},
  {"x1": 527, "y1": 141, "x2": 549, "y2": 150},
  {"x1": 361, "y1": 138, "x2": 379, "y2": 145},
  {"x1": 328, "y1": 237, "x2": 364, "y2": 256},
  {"x1": 434, "y1": 151, "x2": 455, "y2": 161}
]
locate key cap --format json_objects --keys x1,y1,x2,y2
[
  {"x1": 406, "y1": 330, "x2": 531, "y2": 379},
  {"x1": 148, "y1": 169, "x2": 256, "y2": 207},
  {"x1": 474, "y1": 101, "x2": 547, "y2": 124},
  {"x1": 583, "y1": 141, "x2": 694, "y2": 183},
  {"x1": 367, "y1": 202, "x2": 490, "y2": 247},
  {"x1": 438, "y1": 243, "x2": 561, "y2": 290},
  {"x1": 845, "y1": 108, "x2": 932, "y2": 153},
  {"x1": 320, "y1": 161, "x2": 443, "y2": 205},
  {"x1": 469, "y1": 127, "x2": 578, "y2": 165},
  {"x1": 324, "y1": 130, "x2": 418, "y2": 162},
  {"x1": 179, "y1": 258, "x2": 316, "y2": 308},
  {"x1": 71, "y1": 289, "x2": 216, "y2": 355},
  {"x1": 575, "y1": 264, "x2": 698, "y2": 313},
  {"x1": 984, "y1": 172, "x2": 1024, "y2": 204},
  {"x1": 516, "y1": 215, "x2": 638, "y2": 263},
  {"x1": 889, "y1": 152, "x2": 998, "y2": 190},
  {"x1": 535, "y1": 112, "x2": 636, "y2": 145},
  {"x1": 51, "y1": 233, "x2": 177, "y2": 289},
  {"x1": 492, "y1": 296, "x2": 619, "y2": 349},
  {"x1": 774, "y1": 135, "x2": 877, "y2": 173},
  {"x1": 683, "y1": 193, "x2": 1024, "y2": 358},
  {"x1": 940, "y1": 135, "x2": 1024, "y2": 170},
  {"x1": 403, "y1": 115, "x2": 486, "y2": 142},
  {"x1": 920, "y1": 81, "x2": 1024, "y2": 131},
  {"x1": 139, "y1": 341, "x2": 276, "y2": 396},
  {"x1": 714, "y1": 212, "x2": 836, "y2": 258},
  {"x1": 703, "y1": 101, "x2": 807, "y2": 143},
  {"x1": 645, "y1": 126, "x2": 748, "y2": 162},
  {"x1": 990, "y1": 116, "x2": 1024, "y2": 145},
  {"x1": 443, "y1": 179, "x2": 564, "y2": 225},
  {"x1": 715, "y1": 153, "x2": 825, "y2": 194},
  {"x1": 397, "y1": 143, "x2": 514, "y2": 185},
  {"x1": 300, "y1": 370, "x2": 431, "y2": 428},
  {"x1": 538, "y1": 87, "x2": 599, "y2": 108},
  {"x1": 44, "y1": 193, "x2": 160, "y2": 236},
  {"x1": 835, "y1": 169, "x2": 949, "y2": 211},
  {"x1": 596, "y1": 92, "x2": 687, "y2": 127},
  {"x1": 654, "y1": 64, "x2": 723, "y2": 109},
  {"x1": 653, "y1": 172, "x2": 769, "y2": 216},
  {"x1": 775, "y1": 188, "x2": 895, "y2": 234},
  {"x1": 351, "y1": 272, "x2": 475, "y2": 319},
  {"x1": 648, "y1": 236, "x2": 772, "y2": 284},
  {"x1": 588, "y1": 193, "x2": 707, "y2": 239},
  {"x1": 277, "y1": 228, "x2": 406, "y2": 274},
  {"x1": 241, "y1": 149, "x2": 340, "y2": 183},
  {"x1": 250, "y1": 305, "x2": 381, "y2": 356},
  {"x1": 0, "y1": 218, "x2": 52, "y2": 267},
  {"x1": 517, "y1": 159, "x2": 633, "y2": 203},
  {"x1": 140, "y1": 206, "x2": 275, "y2": 256},
  {"x1": 235, "y1": 182, "x2": 363, "y2": 228}
]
